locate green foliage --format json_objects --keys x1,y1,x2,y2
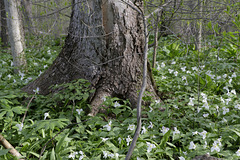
[{"x1": 1, "y1": 14, "x2": 240, "y2": 160}]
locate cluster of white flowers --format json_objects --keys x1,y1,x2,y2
[
  {"x1": 69, "y1": 151, "x2": 85, "y2": 160},
  {"x1": 102, "y1": 151, "x2": 116, "y2": 159},
  {"x1": 211, "y1": 137, "x2": 222, "y2": 152},
  {"x1": 192, "y1": 130, "x2": 207, "y2": 140},
  {"x1": 188, "y1": 97, "x2": 195, "y2": 106}
]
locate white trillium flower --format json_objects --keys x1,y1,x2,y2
[
  {"x1": 189, "y1": 141, "x2": 196, "y2": 150},
  {"x1": 236, "y1": 148, "x2": 240, "y2": 156},
  {"x1": 199, "y1": 130, "x2": 207, "y2": 139},
  {"x1": 33, "y1": 87, "x2": 40, "y2": 94},
  {"x1": 141, "y1": 126, "x2": 147, "y2": 134},
  {"x1": 161, "y1": 126, "x2": 170, "y2": 135},
  {"x1": 146, "y1": 142, "x2": 156, "y2": 153},
  {"x1": 179, "y1": 156, "x2": 185, "y2": 160},
  {"x1": 192, "y1": 131, "x2": 198, "y2": 135},
  {"x1": 148, "y1": 122, "x2": 153, "y2": 129},
  {"x1": 114, "y1": 101, "x2": 121, "y2": 108},
  {"x1": 174, "y1": 71, "x2": 178, "y2": 76},
  {"x1": 103, "y1": 120, "x2": 112, "y2": 131},
  {"x1": 101, "y1": 137, "x2": 109, "y2": 142},
  {"x1": 149, "y1": 106, "x2": 153, "y2": 112},
  {"x1": 168, "y1": 69, "x2": 174, "y2": 73},
  {"x1": 126, "y1": 135, "x2": 132, "y2": 146},
  {"x1": 128, "y1": 124, "x2": 135, "y2": 131},
  {"x1": 222, "y1": 107, "x2": 229, "y2": 115},
  {"x1": 173, "y1": 127, "x2": 180, "y2": 136},
  {"x1": 44, "y1": 112, "x2": 49, "y2": 120},
  {"x1": 203, "y1": 113, "x2": 209, "y2": 117},
  {"x1": 76, "y1": 109, "x2": 83, "y2": 115},
  {"x1": 16, "y1": 123, "x2": 23, "y2": 131}
]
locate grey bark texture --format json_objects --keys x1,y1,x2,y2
[
  {"x1": 22, "y1": 0, "x2": 159, "y2": 115},
  {"x1": 0, "y1": 0, "x2": 8, "y2": 47},
  {"x1": 4, "y1": 0, "x2": 26, "y2": 72}
]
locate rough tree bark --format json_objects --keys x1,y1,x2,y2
[
  {"x1": 0, "y1": 0, "x2": 8, "y2": 47},
  {"x1": 22, "y1": 0, "x2": 159, "y2": 115}
]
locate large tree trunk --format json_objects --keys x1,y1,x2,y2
[
  {"x1": 22, "y1": 0, "x2": 159, "y2": 115},
  {"x1": 4, "y1": 0, "x2": 26, "y2": 72},
  {"x1": 0, "y1": 0, "x2": 8, "y2": 47}
]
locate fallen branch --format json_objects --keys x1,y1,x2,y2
[{"x1": 0, "y1": 134, "x2": 24, "y2": 160}]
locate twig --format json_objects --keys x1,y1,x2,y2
[
  {"x1": 22, "y1": 96, "x2": 35, "y2": 124},
  {"x1": 145, "y1": 1, "x2": 172, "y2": 19},
  {"x1": 0, "y1": 134, "x2": 25, "y2": 160},
  {"x1": 121, "y1": 1, "x2": 148, "y2": 159}
]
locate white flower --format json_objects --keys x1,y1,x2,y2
[
  {"x1": 161, "y1": 126, "x2": 170, "y2": 135},
  {"x1": 149, "y1": 106, "x2": 153, "y2": 112},
  {"x1": 202, "y1": 102, "x2": 209, "y2": 110},
  {"x1": 181, "y1": 66, "x2": 186, "y2": 72},
  {"x1": 223, "y1": 74, "x2": 227, "y2": 78},
  {"x1": 171, "y1": 61, "x2": 176, "y2": 64},
  {"x1": 199, "y1": 130, "x2": 207, "y2": 139},
  {"x1": 101, "y1": 95, "x2": 107, "y2": 101},
  {"x1": 192, "y1": 67, "x2": 198, "y2": 71},
  {"x1": 148, "y1": 122, "x2": 153, "y2": 129},
  {"x1": 126, "y1": 135, "x2": 132, "y2": 146},
  {"x1": 168, "y1": 69, "x2": 174, "y2": 73},
  {"x1": 101, "y1": 137, "x2": 109, "y2": 142},
  {"x1": 115, "y1": 153, "x2": 119, "y2": 158},
  {"x1": 108, "y1": 153, "x2": 114, "y2": 158},
  {"x1": 232, "y1": 72, "x2": 237, "y2": 78},
  {"x1": 220, "y1": 97, "x2": 225, "y2": 103},
  {"x1": 211, "y1": 138, "x2": 222, "y2": 152},
  {"x1": 13, "y1": 79, "x2": 16, "y2": 83},
  {"x1": 200, "y1": 65, "x2": 205, "y2": 70},
  {"x1": 162, "y1": 76, "x2": 166, "y2": 80},
  {"x1": 146, "y1": 142, "x2": 156, "y2": 153},
  {"x1": 229, "y1": 78, "x2": 232, "y2": 84},
  {"x1": 203, "y1": 113, "x2": 209, "y2": 117},
  {"x1": 216, "y1": 105, "x2": 219, "y2": 112},
  {"x1": 174, "y1": 71, "x2": 178, "y2": 76},
  {"x1": 211, "y1": 143, "x2": 220, "y2": 152},
  {"x1": 38, "y1": 71, "x2": 43, "y2": 77},
  {"x1": 7, "y1": 74, "x2": 12, "y2": 79},
  {"x1": 103, "y1": 151, "x2": 108, "y2": 159},
  {"x1": 173, "y1": 105, "x2": 179, "y2": 109},
  {"x1": 179, "y1": 156, "x2": 185, "y2": 160},
  {"x1": 231, "y1": 89, "x2": 236, "y2": 95},
  {"x1": 183, "y1": 151, "x2": 187, "y2": 155},
  {"x1": 222, "y1": 107, "x2": 229, "y2": 115},
  {"x1": 197, "y1": 107, "x2": 202, "y2": 113},
  {"x1": 76, "y1": 109, "x2": 83, "y2": 115},
  {"x1": 182, "y1": 76, "x2": 186, "y2": 81},
  {"x1": 188, "y1": 97, "x2": 195, "y2": 106},
  {"x1": 189, "y1": 141, "x2": 196, "y2": 150},
  {"x1": 118, "y1": 137, "x2": 122, "y2": 144},
  {"x1": 161, "y1": 62, "x2": 165, "y2": 68},
  {"x1": 155, "y1": 100, "x2": 160, "y2": 104},
  {"x1": 114, "y1": 101, "x2": 121, "y2": 108},
  {"x1": 44, "y1": 112, "x2": 49, "y2": 120},
  {"x1": 44, "y1": 65, "x2": 48, "y2": 69},
  {"x1": 128, "y1": 124, "x2": 135, "y2": 131},
  {"x1": 33, "y1": 87, "x2": 40, "y2": 94},
  {"x1": 235, "y1": 104, "x2": 240, "y2": 110},
  {"x1": 141, "y1": 126, "x2": 147, "y2": 134},
  {"x1": 216, "y1": 76, "x2": 221, "y2": 80},
  {"x1": 16, "y1": 123, "x2": 23, "y2": 131},
  {"x1": 186, "y1": 71, "x2": 191, "y2": 74},
  {"x1": 192, "y1": 131, "x2": 198, "y2": 135},
  {"x1": 69, "y1": 152, "x2": 78, "y2": 159},
  {"x1": 103, "y1": 120, "x2": 112, "y2": 131},
  {"x1": 203, "y1": 141, "x2": 207, "y2": 148},
  {"x1": 173, "y1": 127, "x2": 180, "y2": 136},
  {"x1": 236, "y1": 148, "x2": 240, "y2": 156}
]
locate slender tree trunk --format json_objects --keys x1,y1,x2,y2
[
  {"x1": 0, "y1": 0, "x2": 8, "y2": 47},
  {"x1": 196, "y1": 0, "x2": 203, "y2": 51},
  {"x1": 21, "y1": 0, "x2": 35, "y2": 33},
  {"x1": 4, "y1": 0, "x2": 26, "y2": 72},
  {"x1": 22, "y1": 0, "x2": 159, "y2": 115},
  {"x1": 152, "y1": 12, "x2": 160, "y2": 69}
]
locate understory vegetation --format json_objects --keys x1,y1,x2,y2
[{"x1": 0, "y1": 32, "x2": 240, "y2": 160}]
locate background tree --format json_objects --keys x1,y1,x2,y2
[
  {"x1": 4, "y1": 0, "x2": 26, "y2": 72},
  {"x1": 0, "y1": 0, "x2": 8, "y2": 47}
]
